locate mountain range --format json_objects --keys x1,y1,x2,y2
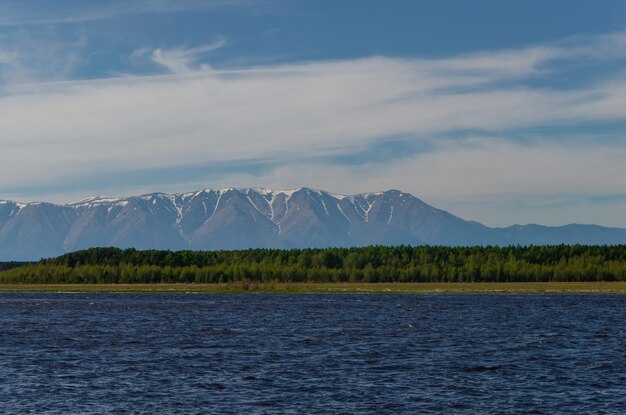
[{"x1": 1, "y1": 187, "x2": 625, "y2": 260}]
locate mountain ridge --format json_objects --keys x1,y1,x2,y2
[{"x1": 1, "y1": 187, "x2": 626, "y2": 260}]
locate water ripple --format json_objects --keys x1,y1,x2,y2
[{"x1": 0, "y1": 294, "x2": 625, "y2": 414}]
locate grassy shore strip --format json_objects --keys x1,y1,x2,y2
[{"x1": 1, "y1": 282, "x2": 626, "y2": 293}]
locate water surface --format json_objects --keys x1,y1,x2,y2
[{"x1": 1, "y1": 294, "x2": 625, "y2": 414}]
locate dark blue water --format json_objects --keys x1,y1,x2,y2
[{"x1": 1, "y1": 294, "x2": 625, "y2": 414}]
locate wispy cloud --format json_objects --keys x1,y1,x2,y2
[
  {"x1": 0, "y1": 0, "x2": 256, "y2": 26},
  {"x1": 2, "y1": 30, "x2": 626, "y2": 226},
  {"x1": 0, "y1": 33, "x2": 83, "y2": 85},
  {"x1": 150, "y1": 40, "x2": 228, "y2": 73}
]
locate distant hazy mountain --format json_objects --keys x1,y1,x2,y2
[{"x1": 1, "y1": 188, "x2": 626, "y2": 260}]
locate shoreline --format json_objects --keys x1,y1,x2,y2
[{"x1": 1, "y1": 282, "x2": 626, "y2": 294}]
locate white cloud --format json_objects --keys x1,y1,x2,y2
[
  {"x1": 0, "y1": 34, "x2": 82, "y2": 85},
  {"x1": 151, "y1": 40, "x2": 228, "y2": 73},
  {"x1": 1, "y1": 32, "x2": 626, "y2": 226},
  {"x1": 0, "y1": 0, "x2": 255, "y2": 26}
]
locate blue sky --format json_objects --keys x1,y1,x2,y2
[{"x1": 1, "y1": 0, "x2": 626, "y2": 227}]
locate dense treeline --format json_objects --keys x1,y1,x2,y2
[
  {"x1": 0, "y1": 262, "x2": 31, "y2": 272},
  {"x1": 1, "y1": 245, "x2": 625, "y2": 284}
]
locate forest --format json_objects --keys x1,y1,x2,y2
[
  {"x1": 0, "y1": 245, "x2": 625, "y2": 284},
  {"x1": 0, "y1": 262, "x2": 30, "y2": 272}
]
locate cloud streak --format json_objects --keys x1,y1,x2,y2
[
  {"x1": 151, "y1": 40, "x2": 228, "y2": 74},
  {"x1": 0, "y1": 0, "x2": 255, "y2": 26},
  {"x1": 0, "y1": 33, "x2": 84, "y2": 85}
]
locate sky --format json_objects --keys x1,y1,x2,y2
[{"x1": 1, "y1": 0, "x2": 626, "y2": 227}]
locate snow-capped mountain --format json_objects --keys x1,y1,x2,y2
[{"x1": 1, "y1": 188, "x2": 626, "y2": 260}]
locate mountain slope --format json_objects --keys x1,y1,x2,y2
[
  {"x1": 1, "y1": 188, "x2": 625, "y2": 260},
  {"x1": 0, "y1": 202, "x2": 78, "y2": 260}
]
